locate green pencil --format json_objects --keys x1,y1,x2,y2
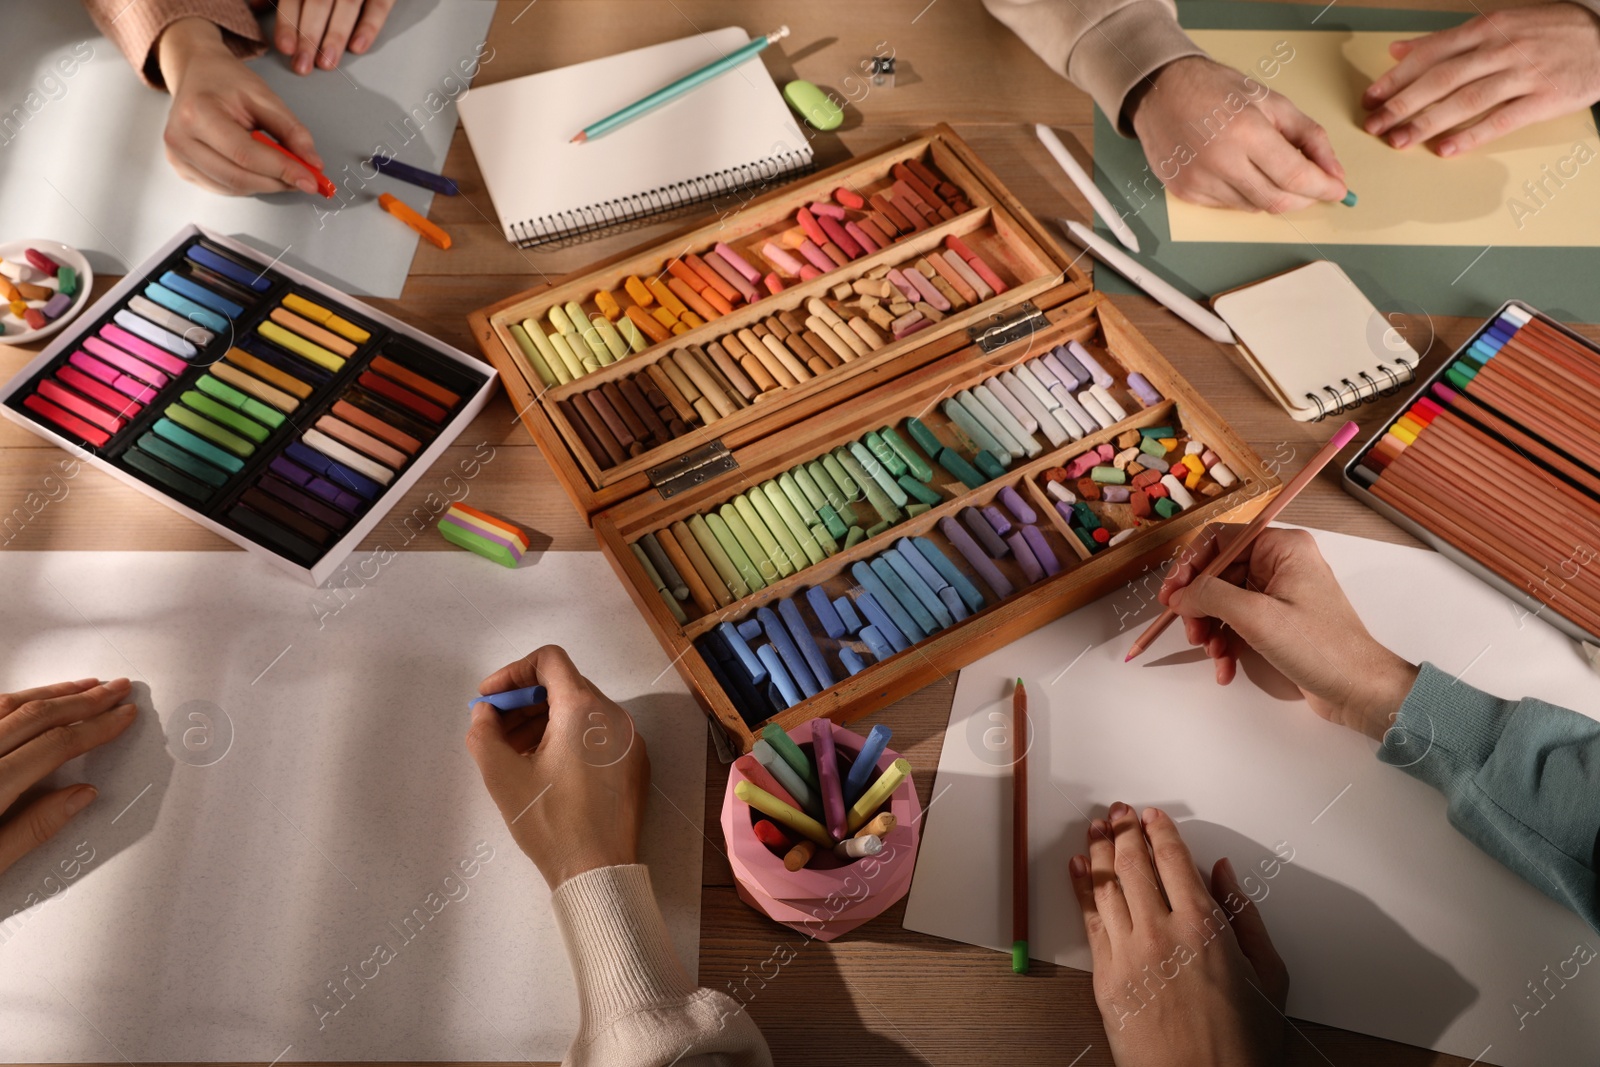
[{"x1": 571, "y1": 27, "x2": 791, "y2": 144}]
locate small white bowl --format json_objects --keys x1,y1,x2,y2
[{"x1": 0, "y1": 238, "x2": 94, "y2": 345}]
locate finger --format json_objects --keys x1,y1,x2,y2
[
  {"x1": 1384, "y1": 71, "x2": 1526, "y2": 149},
  {"x1": 0, "y1": 679, "x2": 105, "y2": 717},
  {"x1": 1271, "y1": 102, "x2": 1346, "y2": 184},
  {"x1": 350, "y1": 0, "x2": 396, "y2": 53},
  {"x1": 504, "y1": 713, "x2": 549, "y2": 755},
  {"x1": 1069, "y1": 852, "x2": 1112, "y2": 961},
  {"x1": 1213, "y1": 857, "x2": 1290, "y2": 1007},
  {"x1": 1168, "y1": 571, "x2": 1270, "y2": 635},
  {"x1": 1171, "y1": 171, "x2": 1257, "y2": 212},
  {"x1": 182, "y1": 137, "x2": 302, "y2": 196},
  {"x1": 1436, "y1": 93, "x2": 1551, "y2": 157},
  {"x1": 292, "y1": 0, "x2": 336, "y2": 74},
  {"x1": 1087, "y1": 817, "x2": 1131, "y2": 937},
  {"x1": 480, "y1": 644, "x2": 591, "y2": 709},
  {"x1": 1363, "y1": 49, "x2": 1508, "y2": 139},
  {"x1": 318, "y1": 0, "x2": 363, "y2": 68},
  {"x1": 0, "y1": 679, "x2": 133, "y2": 757},
  {"x1": 1139, "y1": 808, "x2": 1215, "y2": 918},
  {"x1": 1362, "y1": 21, "x2": 1486, "y2": 110},
  {"x1": 1159, "y1": 523, "x2": 1249, "y2": 603},
  {"x1": 464, "y1": 700, "x2": 534, "y2": 807},
  {"x1": 0, "y1": 703, "x2": 136, "y2": 813},
  {"x1": 0, "y1": 786, "x2": 96, "y2": 878},
  {"x1": 274, "y1": 0, "x2": 302, "y2": 54},
  {"x1": 1108, "y1": 801, "x2": 1167, "y2": 921},
  {"x1": 1230, "y1": 161, "x2": 1319, "y2": 215},
  {"x1": 247, "y1": 90, "x2": 324, "y2": 171}
]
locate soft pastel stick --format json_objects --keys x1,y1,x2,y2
[
  {"x1": 717, "y1": 622, "x2": 767, "y2": 684},
  {"x1": 812, "y1": 718, "x2": 849, "y2": 842},
  {"x1": 187, "y1": 244, "x2": 272, "y2": 291},
  {"x1": 371, "y1": 153, "x2": 459, "y2": 195},
  {"x1": 758, "y1": 606, "x2": 819, "y2": 698},
  {"x1": 832, "y1": 595, "x2": 863, "y2": 635},
  {"x1": 751, "y1": 739, "x2": 817, "y2": 814},
  {"x1": 839, "y1": 647, "x2": 869, "y2": 676},
  {"x1": 84, "y1": 337, "x2": 170, "y2": 387},
  {"x1": 105, "y1": 319, "x2": 193, "y2": 368},
  {"x1": 911, "y1": 536, "x2": 985, "y2": 612},
  {"x1": 843, "y1": 723, "x2": 892, "y2": 804},
  {"x1": 938, "y1": 516, "x2": 1014, "y2": 599},
  {"x1": 440, "y1": 515, "x2": 521, "y2": 568},
  {"x1": 159, "y1": 271, "x2": 244, "y2": 318},
  {"x1": 139, "y1": 286, "x2": 227, "y2": 334},
  {"x1": 855, "y1": 591, "x2": 909, "y2": 653},
  {"x1": 757, "y1": 645, "x2": 801, "y2": 709},
  {"x1": 469, "y1": 685, "x2": 547, "y2": 712},
  {"x1": 779, "y1": 597, "x2": 834, "y2": 690},
  {"x1": 734, "y1": 779, "x2": 832, "y2": 847},
  {"x1": 1021, "y1": 524, "x2": 1062, "y2": 576},
  {"x1": 734, "y1": 753, "x2": 801, "y2": 810},
  {"x1": 379, "y1": 193, "x2": 452, "y2": 249},
  {"x1": 883, "y1": 549, "x2": 954, "y2": 629},
  {"x1": 847, "y1": 757, "x2": 911, "y2": 832},
  {"x1": 853, "y1": 561, "x2": 923, "y2": 641},
  {"x1": 805, "y1": 586, "x2": 846, "y2": 639},
  {"x1": 760, "y1": 722, "x2": 821, "y2": 792},
  {"x1": 858, "y1": 624, "x2": 893, "y2": 662}
]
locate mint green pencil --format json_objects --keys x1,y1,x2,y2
[{"x1": 571, "y1": 27, "x2": 791, "y2": 144}]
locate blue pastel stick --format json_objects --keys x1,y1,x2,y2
[
  {"x1": 832, "y1": 596, "x2": 864, "y2": 635},
  {"x1": 852, "y1": 562, "x2": 922, "y2": 643},
  {"x1": 698, "y1": 636, "x2": 770, "y2": 727},
  {"x1": 844, "y1": 723, "x2": 893, "y2": 804},
  {"x1": 869, "y1": 558, "x2": 936, "y2": 637},
  {"x1": 370, "y1": 153, "x2": 460, "y2": 195},
  {"x1": 938, "y1": 584, "x2": 970, "y2": 622},
  {"x1": 895, "y1": 537, "x2": 947, "y2": 593},
  {"x1": 805, "y1": 586, "x2": 846, "y2": 639},
  {"x1": 883, "y1": 550, "x2": 953, "y2": 629},
  {"x1": 756, "y1": 645, "x2": 800, "y2": 708},
  {"x1": 469, "y1": 684, "x2": 546, "y2": 712},
  {"x1": 757, "y1": 606, "x2": 819, "y2": 698},
  {"x1": 285, "y1": 441, "x2": 381, "y2": 499},
  {"x1": 717, "y1": 622, "x2": 768, "y2": 685},
  {"x1": 839, "y1": 647, "x2": 869, "y2": 676},
  {"x1": 161, "y1": 271, "x2": 244, "y2": 318},
  {"x1": 736, "y1": 618, "x2": 763, "y2": 641},
  {"x1": 144, "y1": 282, "x2": 229, "y2": 332},
  {"x1": 858, "y1": 624, "x2": 894, "y2": 662},
  {"x1": 187, "y1": 244, "x2": 273, "y2": 291},
  {"x1": 855, "y1": 592, "x2": 909, "y2": 652},
  {"x1": 912, "y1": 536, "x2": 986, "y2": 612},
  {"x1": 779, "y1": 597, "x2": 835, "y2": 689}
]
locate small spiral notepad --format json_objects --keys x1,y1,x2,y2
[
  {"x1": 458, "y1": 28, "x2": 813, "y2": 249},
  {"x1": 1212, "y1": 260, "x2": 1421, "y2": 422}
]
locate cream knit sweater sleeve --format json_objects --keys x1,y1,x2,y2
[
  {"x1": 981, "y1": 0, "x2": 1205, "y2": 133},
  {"x1": 551, "y1": 865, "x2": 773, "y2": 1067}
]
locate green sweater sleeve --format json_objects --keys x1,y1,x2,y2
[{"x1": 1379, "y1": 662, "x2": 1599, "y2": 933}]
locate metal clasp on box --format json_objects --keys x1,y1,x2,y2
[
  {"x1": 967, "y1": 301, "x2": 1047, "y2": 355},
  {"x1": 647, "y1": 440, "x2": 738, "y2": 499}
]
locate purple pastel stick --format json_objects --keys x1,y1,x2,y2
[
  {"x1": 938, "y1": 584, "x2": 970, "y2": 621},
  {"x1": 961, "y1": 506, "x2": 1009, "y2": 557},
  {"x1": 1045, "y1": 350, "x2": 1088, "y2": 389},
  {"x1": 812, "y1": 718, "x2": 849, "y2": 842},
  {"x1": 980, "y1": 504, "x2": 1013, "y2": 538},
  {"x1": 1127, "y1": 372, "x2": 1163, "y2": 406},
  {"x1": 1028, "y1": 356, "x2": 1062, "y2": 390},
  {"x1": 42, "y1": 292, "x2": 73, "y2": 319},
  {"x1": 1055, "y1": 500, "x2": 1077, "y2": 524},
  {"x1": 1066, "y1": 340, "x2": 1115, "y2": 387},
  {"x1": 1021, "y1": 524, "x2": 1061, "y2": 576},
  {"x1": 938, "y1": 516, "x2": 1015, "y2": 599},
  {"x1": 441, "y1": 514, "x2": 521, "y2": 558},
  {"x1": 1141, "y1": 454, "x2": 1170, "y2": 473},
  {"x1": 1101, "y1": 485, "x2": 1130, "y2": 503},
  {"x1": 270, "y1": 456, "x2": 312, "y2": 486},
  {"x1": 713, "y1": 242, "x2": 762, "y2": 283},
  {"x1": 1005, "y1": 530, "x2": 1045, "y2": 583},
  {"x1": 998, "y1": 485, "x2": 1037, "y2": 524},
  {"x1": 308, "y1": 477, "x2": 362, "y2": 513}
]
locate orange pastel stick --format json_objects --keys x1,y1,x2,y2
[
  {"x1": 451, "y1": 502, "x2": 531, "y2": 549},
  {"x1": 626, "y1": 304, "x2": 671, "y2": 344},
  {"x1": 378, "y1": 193, "x2": 452, "y2": 250},
  {"x1": 667, "y1": 277, "x2": 720, "y2": 320},
  {"x1": 685, "y1": 254, "x2": 741, "y2": 304}
]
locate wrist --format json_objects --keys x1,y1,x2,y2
[
  {"x1": 543, "y1": 847, "x2": 639, "y2": 891},
  {"x1": 1347, "y1": 650, "x2": 1420, "y2": 741},
  {"x1": 1126, "y1": 56, "x2": 1210, "y2": 134},
  {"x1": 156, "y1": 17, "x2": 227, "y2": 89}
]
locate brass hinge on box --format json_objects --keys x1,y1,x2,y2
[
  {"x1": 647, "y1": 440, "x2": 738, "y2": 499},
  {"x1": 967, "y1": 301, "x2": 1048, "y2": 355}
]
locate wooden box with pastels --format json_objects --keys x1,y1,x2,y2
[{"x1": 468, "y1": 126, "x2": 1282, "y2": 750}]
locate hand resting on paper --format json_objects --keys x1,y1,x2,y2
[
  {"x1": 0, "y1": 678, "x2": 136, "y2": 878},
  {"x1": 1068, "y1": 803, "x2": 1289, "y2": 1067},
  {"x1": 1159, "y1": 525, "x2": 1419, "y2": 739},
  {"x1": 1362, "y1": 3, "x2": 1600, "y2": 157},
  {"x1": 465, "y1": 645, "x2": 650, "y2": 889},
  {"x1": 264, "y1": 0, "x2": 397, "y2": 74},
  {"x1": 1127, "y1": 56, "x2": 1350, "y2": 214},
  {"x1": 155, "y1": 16, "x2": 327, "y2": 196}
]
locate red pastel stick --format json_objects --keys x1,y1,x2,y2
[
  {"x1": 251, "y1": 131, "x2": 336, "y2": 197},
  {"x1": 752, "y1": 819, "x2": 792, "y2": 852},
  {"x1": 733, "y1": 754, "x2": 800, "y2": 810}
]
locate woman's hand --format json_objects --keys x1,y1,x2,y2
[
  {"x1": 1362, "y1": 3, "x2": 1600, "y2": 156},
  {"x1": 271, "y1": 0, "x2": 397, "y2": 74},
  {"x1": 0, "y1": 678, "x2": 137, "y2": 877},
  {"x1": 465, "y1": 646, "x2": 650, "y2": 889}
]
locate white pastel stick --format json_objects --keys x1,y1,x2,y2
[
  {"x1": 984, "y1": 376, "x2": 1037, "y2": 434},
  {"x1": 1036, "y1": 124, "x2": 1141, "y2": 253},
  {"x1": 1059, "y1": 219, "x2": 1237, "y2": 345},
  {"x1": 999, "y1": 371, "x2": 1066, "y2": 447},
  {"x1": 1088, "y1": 384, "x2": 1127, "y2": 422},
  {"x1": 1076, "y1": 389, "x2": 1116, "y2": 430}
]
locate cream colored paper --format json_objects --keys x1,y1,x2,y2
[{"x1": 1166, "y1": 30, "x2": 1600, "y2": 246}]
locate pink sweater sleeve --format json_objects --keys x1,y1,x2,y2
[{"x1": 80, "y1": 0, "x2": 267, "y2": 88}]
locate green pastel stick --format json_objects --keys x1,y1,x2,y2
[
  {"x1": 1139, "y1": 426, "x2": 1175, "y2": 438},
  {"x1": 57, "y1": 265, "x2": 78, "y2": 297},
  {"x1": 879, "y1": 425, "x2": 934, "y2": 481},
  {"x1": 763, "y1": 481, "x2": 826, "y2": 565},
  {"x1": 196, "y1": 375, "x2": 284, "y2": 428},
  {"x1": 844, "y1": 526, "x2": 866, "y2": 548},
  {"x1": 592, "y1": 315, "x2": 630, "y2": 361},
  {"x1": 864, "y1": 431, "x2": 907, "y2": 477},
  {"x1": 817, "y1": 502, "x2": 848, "y2": 540},
  {"x1": 1139, "y1": 436, "x2": 1168, "y2": 458},
  {"x1": 837, "y1": 448, "x2": 903, "y2": 524},
  {"x1": 904, "y1": 416, "x2": 945, "y2": 457},
  {"x1": 807, "y1": 460, "x2": 858, "y2": 526},
  {"x1": 152, "y1": 417, "x2": 244, "y2": 472},
  {"x1": 942, "y1": 397, "x2": 1007, "y2": 460},
  {"x1": 846, "y1": 442, "x2": 909, "y2": 506},
  {"x1": 631, "y1": 543, "x2": 688, "y2": 624},
  {"x1": 749, "y1": 489, "x2": 806, "y2": 574},
  {"x1": 778, "y1": 472, "x2": 817, "y2": 524},
  {"x1": 736, "y1": 494, "x2": 793, "y2": 578},
  {"x1": 521, "y1": 317, "x2": 571, "y2": 383},
  {"x1": 821, "y1": 453, "x2": 859, "y2": 499},
  {"x1": 810, "y1": 522, "x2": 839, "y2": 556},
  {"x1": 181, "y1": 392, "x2": 269, "y2": 443},
  {"x1": 974, "y1": 450, "x2": 1007, "y2": 480},
  {"x1": 509, "y1": 323, "x2": 559, "y2": 387},
  {"x1": 688, "y1": 514, "x2": 748, "y2": 598},
  {"x1": 708, "y1": 512, "x2": 764, "y2": 592},
  {"x1": 761, "y1": 723, "x2": 820, "y2": 792},
  {"x1": 865, "y1": 519, "x2": 892, "y2": 537},
  {"x1": 938, "y1": 448, "x2": 986, "y2": 490},
  {"x1": 136, "y1": 432, "x2": 228, "y2": 486},
  {"x1": 790, "y1": 466, "x2": 829, "y2": 514},
  {"x1": 719, "y1": 506, "x2": 774, "y2": 587},
  {"x1": 906, "y1": 503, "x2": 931, "y2": 517},
  {"x1": 897, "y1": 474, "x2": 942, "y2": 506},
  {"x1": 166, "y1": 404, "x2": 254, "y2": 455}
]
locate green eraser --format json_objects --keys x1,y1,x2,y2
[
  {"x1": 1341, "y1": 190, "x2": 1358, "y2": 207},
  {"x1": 783, "y1": 79, "x2": 843, "y2": 131},
  {"x1": 1012, "y1": 940, "x2": 1029, "y2": 975},
  {"x1": 439, "y1": 519, "x2": 518, "y2": 568}
]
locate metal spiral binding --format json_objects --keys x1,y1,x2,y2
[{"x1": 1306, "y1": 358, "x2": 1417, "y2": 420}]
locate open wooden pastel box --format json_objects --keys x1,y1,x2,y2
[{"x1": 470, "y1": 126, "x2": 1282, "y2": 751}]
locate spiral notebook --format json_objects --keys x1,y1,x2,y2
[
  {"x1": 1211, "y1": 260, "x2": 1421, "y2": 421},
  {"x1": 458, "y1": 28, "x2": 813, "y2": 249}
]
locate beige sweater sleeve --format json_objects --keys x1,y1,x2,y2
[
  {"x1": 981, "y1": 0, "x2": 1205, "y2": 133},
  {"x1": 551, "y1": 865, "x2": 773, "y2": 1067},
  {"x1": 80, "y1": 0, "x2": 266, "y2": 88}
]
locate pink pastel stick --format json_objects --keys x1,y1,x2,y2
[
  {"x1": 99, "y1": 324, "x2": 188, "y2": 376},
  {"x1": 844, "y1": 220, "x2": 879, "y2": 254},
  {"x1": 763, "y1": 273, "x2": 784, "y2": 295},
  {"x1": 713, "y1": 242, "x2": 762, "y2": 283},
  {"x1": 761, "y1": 241, "x2": 804, "y2": 276},
  {"x1": 817, "y1": 215, "x2": 862, "y2": 259},
  {"x1": 885, "y1": 268, "x2": 919, "y2": 302},
  {"x1": 703, "y1": 249, "x2": 760, "y2": 302},
  {"x1": 812, "y1": 719, "x2": 849, "y2": 842},
  {"x1": 799, "y1": 264, "x2": 822, "y2": 281},
  {"x1": 733, "y1": 754, "x2": 801, "y2": 809},
  {"x1": 82, "y1": 336, "x2": 169, "y2": 388},
  {"x1": 809, "y1": 200, "x2": 847, "y2": 220},
  {"x1": 797, "y1": 239, "x2": 834, "y2": 273},
  {"x1": 903, "y1": 268, "x2": 952, "y2": 312},
  {"x1": 68, "y1": 350, "x2": 120, "y2": 387}
]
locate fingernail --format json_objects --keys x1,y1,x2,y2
[
  {"x1": 1438, "y1": 141, "x2": 1456, "y2": 158},
  {"x1": 296, "y1": 55, "x2": 312, "y2": 75},
  {"x1": 1141, "y1": 807, "x2": 1159, "y2": 825},
  {"x1": 67, "y1": 787, "x2": 96, "y2": 814},
  {"x1": 1069, "y1": 855, "x2": 1087, "y2": 877},
  {"x1": 1363, "y1": 115, "x2": 1384, "y2": 134},
  {"x1": 115, "y1": 703, "x2": 137, "y2": 719},
  {"x1": 296, "y1": 177, "x2": 319, "y2": 195},
  {"x1": 109, "y1": 677, "x2": 131, "y2": 690},
  {"x1": 1109, "y1": 802, "x2": 1129, "y2": 819},
  {"x1": 1090, "y1": 819, "x2": 1109, "y2": 838},
  {"x1": 1220, "y1": 856, "x2": 1237, "y2": 881},
  {"x1": 1388, "y1": 130, "x2": 1410, "y2": 149},
  {"x1": 351, "y1": 31, "x2": 371, "y2": 52}
]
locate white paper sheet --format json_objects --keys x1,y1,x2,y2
[
  {"x1": 0, "y1": 551, "x2": 706, "y2": 1062},
  {"x1": 0, "y1": 1, "x2": 495, "y2": 297},
  {"x1": 904, "y1": 527, "x2": 1600, "y2": 1067}
]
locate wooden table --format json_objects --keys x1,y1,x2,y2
[{"x1": 4, "y1": 2, "x2": 1585, "y2": 1064}]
